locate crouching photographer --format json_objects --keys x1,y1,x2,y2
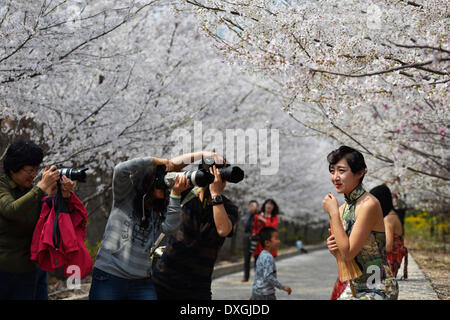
[
  {"x1": 152, "y1": 156, "x2": 242, "y2": 300},
  {"x1": 89, "y1": 151, "x2": 218, "y2": 300}
]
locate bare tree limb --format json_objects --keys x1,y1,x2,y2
[
  {"x1": 311, "y1": 59, "x2": 449, "y2": 78},
  {"x1": 78, "y1": 97, "x2": 112, "y2": 125},
  {"x1": 388, "y1": 41, "x2": 450, "y2": 54}
]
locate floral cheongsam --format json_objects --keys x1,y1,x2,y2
[{"x1": 338, "y1": 184, "x2": 399, "y2": 300}]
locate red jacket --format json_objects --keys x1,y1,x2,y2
[
  {"x1": 30, "y1": 191, "x2": 92, "y2": 279},
  {"x1": 252, "y1": 213, "x2": 279, "y2": 257}
]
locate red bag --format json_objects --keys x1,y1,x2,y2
[{"x1": 31, "y1": 188, "x2": 93, "y2": 279}]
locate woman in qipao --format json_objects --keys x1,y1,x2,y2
[{"x1": 323, "y1": 146, "x2": 398, "y2": 300}]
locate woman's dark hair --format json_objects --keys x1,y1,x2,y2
[
  {"x1": 327, "y1": 146, "x2": 367, "y2": 183},
  {"x1": 260, "y1": 198, "x2": 279, "y2": 216},
  {"x1": 258, "y1": 227, "x2": 277, "y2": 247},
  {"x1": 3, "y1": 140, "x2": 44, "y2": 175},
  {"x1": 131, "y1": 166, "x2": 167, "y2": 227},
  {"x1": 370, "y1": 184, "x2": 394, "y2": 217},
  {"x1": 395, "y1": 208, "x2": 406, "y2": 230}
]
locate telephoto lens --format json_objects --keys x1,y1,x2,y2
[
  {"x1": 199, "y1": 157, "x2": 245, "y2": 184},
  {"x1": 59, "y1": 168, "x2": 88, "y2": 182},
  {"x1": 164, "y1": 170, "x2": 214, "y2": 188},
  {"x1": 187, "y1": 170, "x2": 215, "y2": 187},
  {"x1": 219, "y1": 165, "x2": 244, "y2": 183}
]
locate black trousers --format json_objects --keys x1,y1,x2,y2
[{"x1": 243, "y1": 234, "x2": 252, "y2": 281}]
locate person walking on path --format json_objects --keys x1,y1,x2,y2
[
  {"x1": 252, "y1": 199, "x2": 279, "y2": 263},
  {"x1": 241, "y1": 200, "x2": 259, "y2": 282},
  {"x1": 370, "y1": 184, "x2": 408, "y2": 279},
  {"x1": 323, "y1": 146, "x2": 398, "y2": 300},
  {"x1": 250, "y1": 227, "x2": 291, "y2": 300}
]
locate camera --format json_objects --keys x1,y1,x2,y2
[
  {"x1": 199, "y1": 157, "x2": 245, "y2": 184},
  {"x1": 154, "y1": 165, "x2": 215, "y2": 189},
  {"x1": 59, "y1": 168, "x2": 88, "y2": 182},
  {"x1": 163, "y1": 170, "x2": 215, "y2": 188},
  {"x1": 153, "y1": 157, "x2": 244, "y2": 190}
]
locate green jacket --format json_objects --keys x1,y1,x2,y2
[{"x1": 0, "y1": 174, "x2": 45, "y2": 273}]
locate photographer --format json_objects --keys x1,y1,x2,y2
[
  {"x1": 152, "y1": 158, "x2": 239, "y2": 300},
  {"x1": 0, "y1": 140, "x2": 62, "y2": 300},
  {"x1": 30, "y1": 174, "x2": 93, "y2": 281},
  {"x1": 89, "y1": 151, "x2": 217, "y2": 300}
]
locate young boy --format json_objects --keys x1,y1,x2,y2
[{"x1": 251, "y1": 227, "x2": 292, "y2": 300}]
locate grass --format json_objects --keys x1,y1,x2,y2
[{"x1": 404, "y1": 211, "x2": 449, "y2": 300}]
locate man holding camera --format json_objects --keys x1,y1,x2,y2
[
  {"x1": 89, "y1": 151, "x2": 219, "y2": 300},
  {"x1": 0, "y1": 140, "x2": 72, "y2": 300},
  {"x1": 152, "y1": 157, "x2": 239, "y2": 300}
]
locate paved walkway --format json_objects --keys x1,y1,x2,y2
[
  {"x1": 64, "y1": 247, "x2": 438, "y2": 300},
  {"x1": 398, "y1": 252, "x2": 438, "y2": 300},
  {"x1": 212, "y1": 248, "x2": 337, "y2": 300},
  {"x1": 211, "y1": 248, "x2": 439, "y2": 300}
]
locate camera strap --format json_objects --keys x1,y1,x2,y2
[
  {"x1": 147, "y1": 187, "x2": 201, "y2": 255},
  {"x1": 52, "y1": 181, "x2": 69, "y2": 250}
]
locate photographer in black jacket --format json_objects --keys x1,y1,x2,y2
[{"x1": 152, "y1": 156, "x2": 239, "y2": 300}]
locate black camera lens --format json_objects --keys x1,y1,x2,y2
[
  {"x1": 187, "y1": 170, "x2": 215, "y2": 187},
  {"x1": 59, "y1": 168, "x2": 88, "y2": 182},
  {"x1": 198, "y1": 157, "x2": 244, "y2": 184},
  {"x1": 162, "y1": 170, "x2": 215, "y2": 189},
  {"x1": 219, "y1": 165, "x2": 244, "y2": 183}
]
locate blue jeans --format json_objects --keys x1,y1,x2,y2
[
  {"x1": 0, "y1": 267, "x2": 48, "y2": 300},
  {"x1": 89, "y1": 267, "x2": 158, "y2": 300}
]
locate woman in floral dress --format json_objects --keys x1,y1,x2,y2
[{"x1": 323, "y1": 146, "x2": 398, "y2": 300}]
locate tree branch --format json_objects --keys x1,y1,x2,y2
[
  {"x1": 78, "y1": 97, "x2": 112, "y2": 125},
  {"x1": 0, "y1": 34, "x2": 33, "y2": 65},
  {"x1": 311, "y1": 59, "x2": 450, "y2": 78},
  {"x1": 185, "y1": 0, "x2": 243, "y2": 17},
  {"x1": 388, "y1": 41, "x2": 450, "y2": 55}
]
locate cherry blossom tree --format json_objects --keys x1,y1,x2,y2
[
  {"x1": 183, "y1": 0, "x2": 449, "y2": 211},
  {"x1": 0, "y1": 1, "x2": 258, "y2": 171},
  {"x1": 0, "y1": 1, "x2": 334, "y2": 226}
]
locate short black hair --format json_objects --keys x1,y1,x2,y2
[
  {"x1": 3, "y1": 140, "x2": 44, "y2": 175},
  {"x1": 258, "y1": 227, "x2": 277, "y2": 248},
  {"x1": 260, "y1": 198, "x2": 279, "y2": 216},
  {"x1": 370, "y1": 184, "x2": 394, "y2": 217},
  {"x1": 327, "y1": 146, "x2": 367, "y2": 183},
  {"x1": 248, "y1": 200, "x2": 258, "y2": 204}
]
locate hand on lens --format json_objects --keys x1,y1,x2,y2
[
  {"x1": 37, "y1": 165, "x2": 60, "y2": 194},
  {"x1": 171, "y1": 174, "x2": 190, "y2": 196},
  {"x1": 60, "y1": 175, "x2": 75, "y2": 198},
  {"x1": 209, "y1": 165, "x2": 226, "y2": 197}
]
